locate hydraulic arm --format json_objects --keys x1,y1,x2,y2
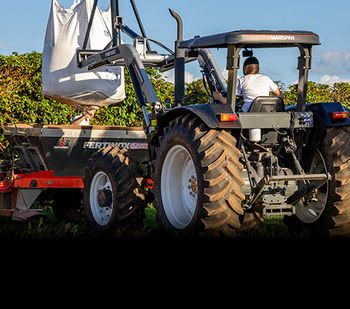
[
  {"x1": 198, "y1": 48, "x2": 227, "y2": 98},
  {"x1": 78, "y1": 44, "x2": 162, "y2": 127}
]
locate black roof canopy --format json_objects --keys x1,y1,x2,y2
[{"x1": 179, "y1": 30, "x2": 320, "y2": 49}]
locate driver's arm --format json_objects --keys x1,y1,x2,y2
[
  {"x1": 272, "y1": 88, "x2": 285, "y2": 99},
  {"x1": 213, "y1": 91, "x2": 227, "y2": 104}
]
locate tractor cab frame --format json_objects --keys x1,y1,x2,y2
[{"x1": 179, "y1": 29, "x2": 320, "y2": 112}]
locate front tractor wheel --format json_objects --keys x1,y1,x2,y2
[{"x1": 153, "y1": 115, "x2": 245, "y2": 237}]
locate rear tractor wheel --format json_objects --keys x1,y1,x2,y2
[
  {"x1": 284, "y1": 126, "x2": 350, "y2": 236},
  {"x1": 153, "y1": 114, "x2": 245, "y2": 237}
]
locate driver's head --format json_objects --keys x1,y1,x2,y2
[{"x1": 243, "y1": 57, "x2": 259, "y2": 75}]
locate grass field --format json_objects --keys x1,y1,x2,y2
[{"x1": 0, "y1": 205, "x2": 305, "y2": 239}]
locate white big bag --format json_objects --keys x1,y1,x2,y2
[{"x1": 42, "y1": 0, "x2": 125, "y2": 110}]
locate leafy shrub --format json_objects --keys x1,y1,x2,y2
[
  {"x1": 0, "y1": 52, "x2": 76, "y2": 125},
  {"x1": 184, "y1": 79, "x2": 210, "y2": 105},
  {"x1": 284, "y1": 81, "x2": 350, "y2": 108}
]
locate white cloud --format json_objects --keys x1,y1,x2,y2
[
  {"x1": 160, "y1": 71, "x2": 174, "y2": 83},
  {"x1": 313, "y1": 49, "x2": 350, "y2": 75},
  {"x1": 318, "y1": 75, "x2": 350, "y2": 85},
  {"x1": 161, "y1": 71, "x2": 200, "y2": 84},
  {"x1": 185, "y1": 71, "x2": 199, "y2": 84}
]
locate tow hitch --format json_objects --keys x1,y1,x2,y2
[{"x1": 262, "y1": 172, "x2": 331, "y2": 217}]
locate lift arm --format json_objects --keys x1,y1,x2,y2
[
  {"x1": 198, "y1": 48, "x2": 228, "y2": 99},
  {"x1": 77, "y1": 44, "x2": 163, "y2": 126}
]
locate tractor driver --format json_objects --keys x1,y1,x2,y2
[{"x1": 213, "y1": 56, "x2": 284, "y2": 112}]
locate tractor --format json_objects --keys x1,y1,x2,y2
[{"x1": 79, "y1": 0, "x2": 350, "y2": 236}]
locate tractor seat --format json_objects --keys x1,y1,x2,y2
[{"x1": 248, "y1": 96, "x2": 285, "y2": 112}]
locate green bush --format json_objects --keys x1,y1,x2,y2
[
  {"x1": 284, "y1": 81, "x2": 350, "y2": 108},
  {"x1": 0, "y1": 52, "x2": 76, "y2": 125}
]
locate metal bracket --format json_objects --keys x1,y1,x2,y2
[
  {"x1": 226, "y1": 46, "x2": 242, "y2": 110},
  {"x1": 263, "y1": 204, "x2": 296, "y2": 217}
]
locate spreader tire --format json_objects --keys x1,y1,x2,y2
[
  {"x1": 83, "y1": 146, "x2": 147, "y2": 233},
  {"x1": 153, "y1": 114, "x2": 245, "y2": 237}
]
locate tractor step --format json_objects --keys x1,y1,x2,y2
[{"x1": 263, "y1": 203, "x2": 295, "y2": 217}]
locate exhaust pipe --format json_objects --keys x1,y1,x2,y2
[{"x1": 169, "y1": 9, "x2": 185, "y2": 106}]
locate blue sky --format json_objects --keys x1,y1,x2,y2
[{"x1": 1, "y1": 0, "x2": 350, "y2": 86}]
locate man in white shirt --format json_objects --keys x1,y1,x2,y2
[{"x1": 213, "y1": 57, "x2": 284, "y2": 112}]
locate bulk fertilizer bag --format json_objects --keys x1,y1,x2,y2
[{"x1": 42, "y1": 0, "x2": 125, "y2": 110}]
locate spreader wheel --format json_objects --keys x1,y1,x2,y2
[{"x1": 83, "y1": 146, "x2": 147, "y2": 233}]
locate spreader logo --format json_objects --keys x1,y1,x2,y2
[
  {"x1": 54, "y1": 139, "x2": 70, "y2": 149},
  {"x1": 19, "y1": 136, "x2": 29, "y2": 145},
  {"x1": 83, "y1": 141, "x2": 148, "y2": 150}
]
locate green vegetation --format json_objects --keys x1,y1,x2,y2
[
  {"x1": 1, "y1": 52, "x2": 350, "y2": 128},
  {"x1": 0, "y1": 205, "x2": 297, "y2": 239},
  {"x1": 0, "y1": 205, "x2": 160, "y2": 239},
  {"x1": 2, "y1": 52, "x2": 350, "y2": 126}
]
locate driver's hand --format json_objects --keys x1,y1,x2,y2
[{"x1": 213, "y1": 91, "x2": 222, "y2": 100}]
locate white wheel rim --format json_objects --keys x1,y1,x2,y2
[
  {"x1": 161, "y1": 145, "x2": 197, "y2": 229},
  {"x1": 295, "y1": 150, "x2": 328, "y2": 223},
  {"x1": 90, "y1": 171, "x2": 113, "y2": 226}
]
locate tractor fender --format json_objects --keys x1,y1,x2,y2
[
  {"x1": 286, "y1": 102, "x2": 350, "y2": 146},
  {"x1": 306, "y1": 102, "x2": 350, "y2": 127},
  {"x1": 157, "y1": 103, "x2": 241, "y2": 131},
  {"x1": 304, "y1": 102, "x2": 350, "y2": 151},
  {"x1": 292, "y1": 102, "x2": 350, "y2": 172}
]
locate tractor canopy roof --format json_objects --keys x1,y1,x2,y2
[{"x1": 179, "y1": 30, "x2": 320, "y2": 49}]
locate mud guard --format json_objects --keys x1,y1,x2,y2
[
  {"x1": 157, "y1": 103, "x2": 241, "y2": 130},
  {"x1": 288, "y1": 102, "x2": 350, "y2": 172}
]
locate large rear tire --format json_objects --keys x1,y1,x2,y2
[
  {"x1": 83, "y1": 146, "x2": 147, "y2": 233},
  {"x1": 153, "y1": 114, "x2": 245, "y2": 237},
  {"x1": 284, "y1": 126, "x2": 350, "y2": 236}
]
